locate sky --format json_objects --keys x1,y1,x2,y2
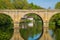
[{"x1": 28, "y1": 0, "x2": 60, "y2": 9}]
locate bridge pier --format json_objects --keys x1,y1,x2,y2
[
  {"x1": 10, "y1": 13, "x2": 24, "y2": 40},
  {"x1": 11, "y1": 22, "x2": 24, "y2": 40},
  {"x1": 39, "y1": 21, "x2": 53, "y2": 40}
]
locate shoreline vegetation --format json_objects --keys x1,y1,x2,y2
[{"x1": 0, "y1": 0, "x2": 44, "y2": 9}]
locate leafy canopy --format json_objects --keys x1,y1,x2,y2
[
  {"x1": 0, "y1": 0, "x2": 43, "y2": 9},
  {"x1": 55, "y1": 2, "x2": 60, "y2": 9}
]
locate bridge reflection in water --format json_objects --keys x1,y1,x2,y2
[
  {"x1": 20, "y1": 13, "x2": 43, "y2": 40},
  {"x1": 0, "y1": 10, "x2": 60, "y2": 40}
]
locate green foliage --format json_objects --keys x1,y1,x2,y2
[
  {"x1": 0, "y1": 0, "x2": 43, "y2": 9},
  {"x1": 26, "y1": 3, "x2": 43, "y2": 9},
  {"x1": 49, "y1": 13, "x2": 60, "y2": 40},
  {"x1": 0, "y1": 13, "x2": 14, "y2": 40},
  {"x1": 49, "y1": 13, "x2": 60, "y2": 30},
  {"x1": 55, "y1": 29, "x2": 60, "y2": 40},
  {"x1": 0, "y1": 0, "x2": 15, "y2": 9},
  {"x1": 19, "y1": 13, "x2": 43, "y2": 40},
  {"x1": 55, "y1": 2, "x2": 60, "y2": 9}
]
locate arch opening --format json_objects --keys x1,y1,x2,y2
[
  {"x1": 49, "y1": 13, "x2": 60, "y2": 40},
  {"x1": 0, "y1": 13, "x2": 14, "y2": 40},
  {"x1": 19, "y1": 13, "x2": 43, "y2": 40}
]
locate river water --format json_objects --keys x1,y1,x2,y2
[{"x1": 28, "y1": 33, "x2": 41, "y2": 40}]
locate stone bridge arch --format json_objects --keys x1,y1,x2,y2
[
  {"x1": 16, "y1": 10, "x2": 45, "y2": 40},
  {"x1": 0, "y1": 9, "x2": 60, "y2": 40},
  {"x1": 19, "y1": 12, "x2": 44, "y2": 40}
]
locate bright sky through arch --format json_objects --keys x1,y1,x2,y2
[{"x1": 28, "y1": 0, "x2": 60, "y2": 9}]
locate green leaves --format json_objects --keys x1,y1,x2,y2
[
  {"x1": 28, "y1": 3, "x2": 43, "y2": 9},
  {"x1": 55, "y1": 2, "x2": 60, "y2": 9},
  {"x1": 49, "y1": 13, "x2": 60, "y2": 30},
  {"x1": 0, "y1": 13, "x2": 14, "y2": 40},
  {"x1": 0, "y1": 0, "x2": 43, "y2": 9},
  {"x1": 57, "y1": 20, "x2": 60, "y2": 26},
  {"x1": 49, "y1": 13, "x2": 60, "y2": 40}
]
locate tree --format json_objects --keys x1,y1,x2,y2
[
  {"x1": 0, "y1": 13, "x2": 14, "y2": 40},
  {"x1": 55, "y1": 2, "x2": 60, "y2": 9},
  {"x1": 13, "y1": 0, "x2": 28, "y2": 9},
  {"x1": 27, "y1": 3, "x2": 43, "y2": 9},
  {"x1": 49, "y1": 13, "x2": 60, "y2": 40},
  {"x1": 0, "y1": 0, "x2": 43, "y2": 9},
  {"x1": 0, "y1": 0, "x2": 15, "y2": 9}
]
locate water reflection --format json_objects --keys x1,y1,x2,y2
[
  {"x1": 49, "y1": 30, "x2": 53, "y2": 36},
  {"x1": 0, "y1": 14, "x2": 14, "y2": 40},
  {"x1": 49, "y1": 13, "x2": 60, "y2": 40},
  {"x1": 28, "y1": 33, "x2": 41, "y2": 40},
  {"x1": 20, "y1": 13, "x2": 43, "y2": 40},
  {"x1": 49, "y1": 29, "x2": 60, "y2": 40}
]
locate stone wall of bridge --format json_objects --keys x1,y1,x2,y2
[{"x1": 0, "y1": 9, "x2": 60, "y2": 40}]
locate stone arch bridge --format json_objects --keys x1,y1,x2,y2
[{"x1": 0, "y1": 9, "x2": 60, "y2": 40}]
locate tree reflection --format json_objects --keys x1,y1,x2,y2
[
  {"x1": 19, "y1": 13, "x2": 43, "y2": 40},
  {"x1": 49, "y1": 13, "x2": 60, "y2": 40},
  {"x1": 0, "y1": 13, "x2": 14, "y2": 40}
]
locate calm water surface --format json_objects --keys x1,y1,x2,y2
[{"x1": 28, "y1": 33, "x2": 41, "y2": 40}]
